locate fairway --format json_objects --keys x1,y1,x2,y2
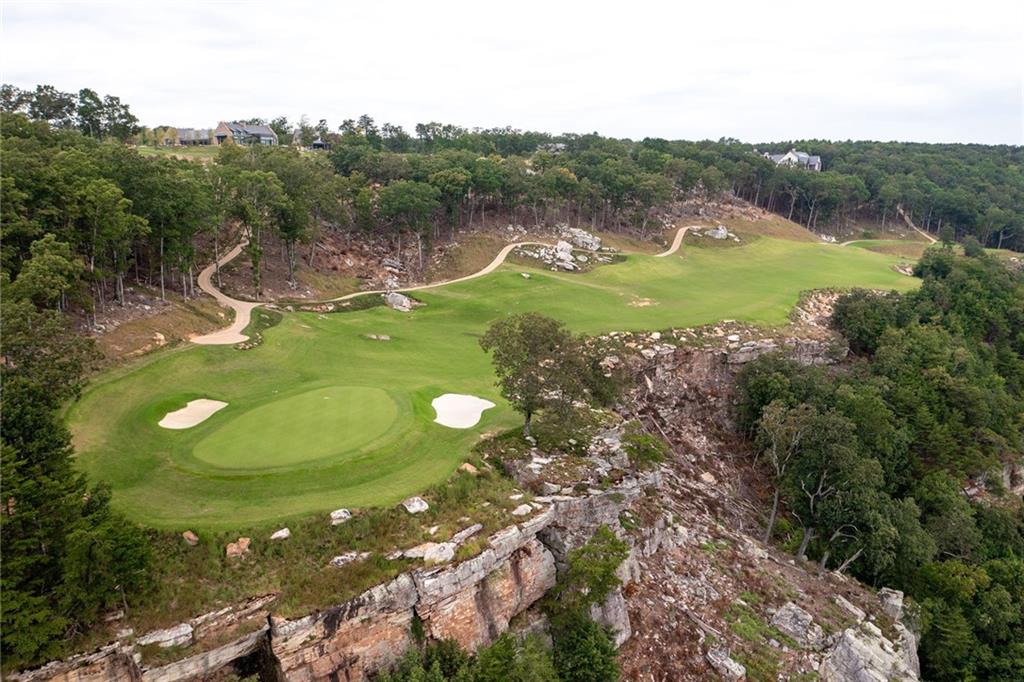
[
  {"x1": 69, "y1": 237, "x2": 919, "y2": 529},
  {"x1": 192, "y1": 386, "x2": 399, "y2": 469}
]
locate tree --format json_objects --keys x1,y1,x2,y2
[
  {"x1": 9, "y1": 234, "x2": 83, "y2": 310},
  {"x1": 479, "y1": 313, "x2": 588, "y2": 437},
  {"x1": 755, "y1": 401, "x2": 813, "y2": 543}
]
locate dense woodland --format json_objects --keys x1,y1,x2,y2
[
  {"x1": 737, "y1": 249, "x2": 1024, "y2": 680},
  {"x1": 2, "y1": 84, "x2": 1023, "y2": 677},
  {"x1": 3, "y1": 83, "x2": 1023, "y2": 317}
]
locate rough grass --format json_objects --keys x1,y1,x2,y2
[
  {"x1": 94, "y1": 296, "x2": 228, "y2": 362},
  {"x1": 69, "y1": 237, "x2": 918, "y2": 529},
  {"x1": 717, "y1": 216, "x2": 819, "y2": 242},
  {"x1": 846, "y1": 240, "x2": 929, "y2": 260}
]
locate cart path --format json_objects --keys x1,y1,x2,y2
[
  {"x1": 192, "y1": 225, "x2": 695, "y2": 345},
  {"x1": 191, "y1": 242, "x2": 261, "y2": 345}
]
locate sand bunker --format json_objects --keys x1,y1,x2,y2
[
  {"x1": 159, "y1": 399, "x2": 228, "y2": 429},
  {"x1": 432, "y1": 394, "x2": 495, "y2": 429}
]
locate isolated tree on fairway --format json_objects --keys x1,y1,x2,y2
[{"x1": 479, "y1": 312, "x2": 586, "y2": 438}]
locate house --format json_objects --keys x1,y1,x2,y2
[
  {"x1": 212, "y1": 121, "x2": 278, "y2": 146},
  {"x1": 763, "y1": 149, "x2": 822, "y2": 171},
  {"x1": 309, "y1": 138, "x2": 332, "y2": 151},
  {"x1": 176, "y1": 128, "x2": 211, "y2": 145}
]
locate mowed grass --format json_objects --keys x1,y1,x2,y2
[
  {"x1": 69, "y1": 237, "x2": 918, "y2": 530},
  {"x1": 192, "y1": 386, "x2": 399, "y2": 469}
]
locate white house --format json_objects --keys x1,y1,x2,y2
[{"x1": 763, "y1": 149, "x2": 822, "y2": 171}]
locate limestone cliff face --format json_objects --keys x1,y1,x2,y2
[{"x1": 13, "y1": 487, "x2": 639, "y2": 682}]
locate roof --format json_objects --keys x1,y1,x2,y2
[{"x1": 224, "y1": 122, "x2": 277, "y2": 139}]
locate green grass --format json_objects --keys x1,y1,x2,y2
[
  {"x1": 69, "y1": 237, "x2": 918, "y2": 529},
  {"x1": 192, "y1": 386, "x2": 399, "y2": 469}
]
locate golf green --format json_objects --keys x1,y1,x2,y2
[
  {"x1": 69, "y1": 237, "x2": 919, "y2": 529},
  {"x1": 192, "y1": 386, "x2": 399, "y2": 469}
]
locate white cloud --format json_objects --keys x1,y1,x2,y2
[{"x1": 2, "y1": 0, "x2": 1021, "y2": 143}]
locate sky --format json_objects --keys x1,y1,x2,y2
[{"x1": 2, "y1": 0, "x2": 1022, "y2": 144}]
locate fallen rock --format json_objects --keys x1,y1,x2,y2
[
  {"x1": 330, "y1": 508, "x2": 352, "y2": 525},
  {"x1": 706, "y1": 647, "x2": 746, "y2": 680},
  {"x1": 772, "y1": 602, "x2": 825, "y2": 649},
  {"x1": 366, "y1": 334, "x2": 391, "y2": 341},
  {"x1": 225, "y1": 537, "x2": 251, "y2": 558},
  {"x1": 512, "y1": 504, "x2": 533, "y2": 517},
  {"x1": 451, "y1": 523, "x2": 483, "y2": 545},
  {"x1": 182, "y1": 530, "x2": 199, "y2": 546},
  {"x1": 270, "y1": 528, "x2": 291, "y2": 541},
  {"x1": 835, "y1": 595, "x2": 866, "y2": 623},
  {"x1": 403, "y1": 542, "x2": 455, "y2": 563},
  {"x1": 458, "y1": 462, "x2": 479, "y2": 475},
  {"x1": 383, "y1": 292, "x2": 414, "y2": 312},
  {"x1": 329, "y1": 551, "x2": 370, "y2": 567},
  {"x1": 402, "y1": 496, "x2": 429, "y2": 514},
  {"x1": 561, "y1": 226, "x2": 602, "y2": 251},
  {"x1": 707, "y1": 225, "x2": 730, "y2": 240}
]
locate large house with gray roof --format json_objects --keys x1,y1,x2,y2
[
  {"x1": 212, "y1": 121, "x2": 278, "y2": 146},
  {"x1": 763, "y1": 149, "x2": 821, "y2": 171}
]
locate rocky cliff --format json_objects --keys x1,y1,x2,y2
[{"x1": 16, "y1": 316, "x2": 923, "y2": 682}]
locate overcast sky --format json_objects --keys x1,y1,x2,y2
[{"x1": 2, "y1": 0, "x2": 1022, "y2": 144}]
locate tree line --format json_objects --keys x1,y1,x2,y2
[{"x1": 737, "y1": 247, "x2": 1024, "y2": 680}]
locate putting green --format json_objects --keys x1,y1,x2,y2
[
  {"x1": 192, "y1": 386, "x2": 399, "y2": 469},
  {"x1": 69, "y1": 236, "x2": 920, "y2": 529}
]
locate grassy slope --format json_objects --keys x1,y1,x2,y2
[{"x1": 70, "y1": 237, "x2": 917, "y2": 529}]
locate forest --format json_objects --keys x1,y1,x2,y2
[
  {"x1": 737, "y1": 249, "x2": 1024, "y2": 680},
  {"x1": 2, "y1": 83, "x2": 1023, "y2": 321}
]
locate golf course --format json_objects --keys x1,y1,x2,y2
[{"x1": 69, "y1": 233, "x2": 921, "y2": 530}]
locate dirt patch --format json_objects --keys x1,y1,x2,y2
[{"x1": 629, "y1": 297, "x2": 657, "y2": 308}]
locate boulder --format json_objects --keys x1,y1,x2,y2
[
  {"x1": 330, "y1": 508, "x2": 352, "y2": 525},
  {"x1": 182, "y1": 530, "x2": 199, "y2": 546},
  {"x1": 270, "y1": 528, "x2": 291, "y2": 541},
  {"x1": 225, "y1": 537, "x2": 251, "y2": 558},
  {"x1": 878, "y1": 588, "x2": 904, "y2": 619},
  {"x1": 706, "y1": 647, "x2": 746, "y2": 681},
  {"x1": 329, "y1": 551, "x2": 370, "y2": 567},
  {"x1": 403, "y1": 542, "x2": 456, "y2": 563},
  {"x1": 511, "y1": 504, "x2": 533, "y2": 517},
  {"x1": 821, "y1": 622, "x2": 920, "y2": 681},
  {"x1": 458, "y1": 462, "x2": 479, "y2": 475},
  {"x1": 554, "y1": 240, "x2": 574, "y2": 261},
  {"x1": 402, "y1": 496, "x2": 429, "y2": 514},
  {"x1": 383, "y1": 292, "x2": 414, "y2": 312},
  {"x1": 771, "y1": 602, "x2": 825, "y2": 649},
  {"x1": 561, "y1": 227, "x2": 602, "y2": 251},
  {"x1": 451, "y1": 523, "x2": 483, "y2": 545},
  {"x1": 835, "y1": 595, "x2": 866, "y2": 623},
  {"x1": 706, "y1": 225, "x2": 730, "y2": 240}
]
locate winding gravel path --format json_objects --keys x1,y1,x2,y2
[
  {"x1": 192, "y1": 226, "x2": 694, "y2": 345},
  {"x1": 191, "y1": 242, "x2": 262, "y2": 345}
]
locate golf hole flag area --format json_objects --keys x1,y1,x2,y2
[{"x1": 69, "y1": 236, "x2": 918, "y2": 529}]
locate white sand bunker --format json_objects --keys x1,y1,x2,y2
[
  {"x1": 432, "y1": 394, "x2": 495, "y2": 429},
  {"x1": 159, "y1": 399, "x2": 228, "y2": 429}
]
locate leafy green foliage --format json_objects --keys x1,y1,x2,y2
[
  {"x1": 374, "y1": 634, "x2": 558, "y2": 682},
  {"x1": 739, "y1": 251, "x2": 1024, "y2": 679}
]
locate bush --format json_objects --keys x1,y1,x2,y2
[
  {"x1": 621, "y1": 424, "x2": 667, "y2": 469},
  {"x1": 551, "y1": 609, "x2": 619, "y2": 682}
]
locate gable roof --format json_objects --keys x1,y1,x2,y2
[{"x1": 224, "y1": 122, "x2": 277, "y2": 139}]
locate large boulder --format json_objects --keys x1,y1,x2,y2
[
  {"x1": 225, "y1": 537, "x2": 251, "y2": 558},
  {"x1": 402, "y1": 496, "x2": 429, "y2": 514},
  {"x1": 383, "y1": 292, "x2": 414, "y2": 312},
  {"x1": 706, "y1": 224, "x2": 730, "y2": 240},
  {"x1": 330, "y1": 508, "x2": 352, "y2": 525},
  {"x1": 771, "y1": 602, "x2": 825, "y2": 649},
  {"x1": 821, "y1": 621, "x2": 919, "y2": 681},
  {"x1": 561, "y1": 227, "x2": 602, "y2": 251}
]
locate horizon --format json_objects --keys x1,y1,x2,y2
[{"x1": 2, "y1": 0, "x2": 1023, "y2": 145}]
